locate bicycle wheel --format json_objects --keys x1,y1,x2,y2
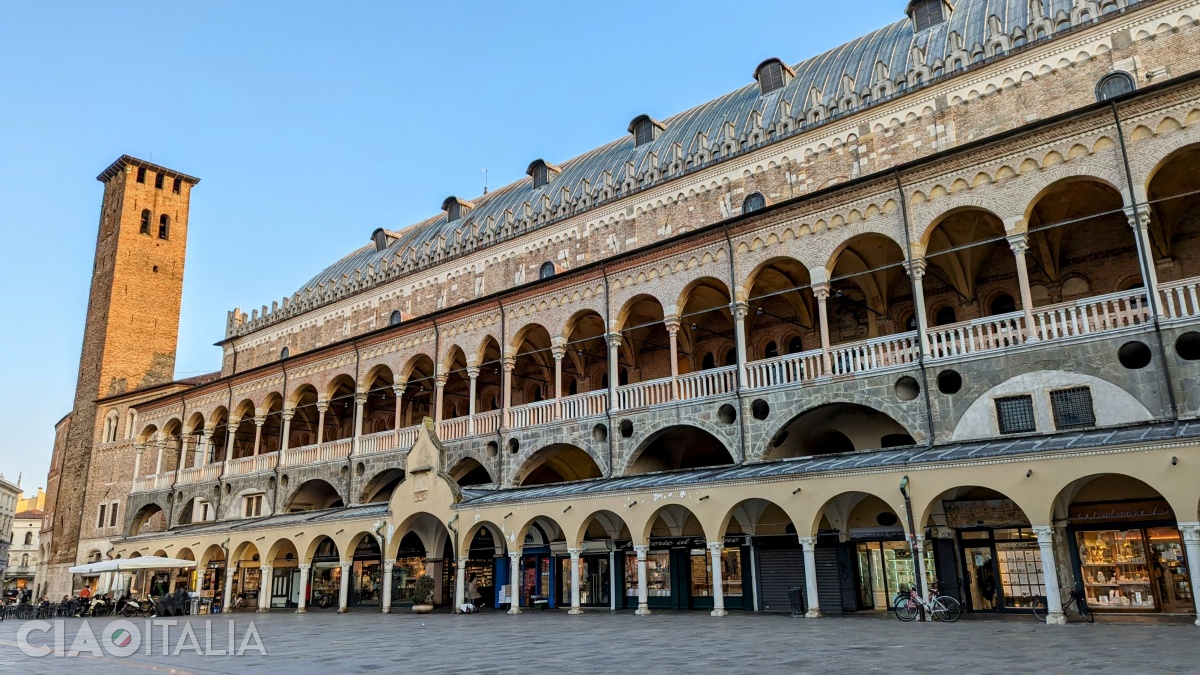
[
  {"x1": 933, "y1": 596, "x2": 962, "y2": 622},
  {"x1": 894, "y1": 598, "x2": 919, "y2": 622},
  {"x1": 1032, "y1": 597, "x2": 1047, "y2": 621},
  {"x1": 1076, "y1": 599, "x2": 1095, "y2": 623}
]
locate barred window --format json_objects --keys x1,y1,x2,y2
[
  {"x1": 136, "y1": 167, "x2": 146, "y2": 183},
  {"x1": 995, "y1": 395, "x2": 1036, "y2": 435},
  {"x1": 97, "y1": 504, "x2": 107, "y2": 528},
  {"x1": 634, "y1": 119, "x2": 655, "y2": 146},
  {"x1": 1051, "y1": 386, "x2": 1096, "y2": 430},
  {"x1": 911, "y1": 0, "x2": 945, "y2": 32},
  {"x1": 109, "y1": 502, "x2": 118, "y2": 527},
  {"x1": 757, "y1": 61, "x2": 786, "y2": 94},
  {"x1": 244, "y1": 494, "x2": 263, "y2": 518}
]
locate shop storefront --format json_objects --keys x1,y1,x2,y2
[
  {"x1": 936, "y1": 498, "x2": 1043, "y2": 613},
  {"x1": 309, "y1": 539, "x2": 341, "y2": 610},
  {"x1": 521, "y1": 550, "x2": 556, "y2": 609},
  {"x1": 853, "y1": 539, "x2": 937, "y2": 611},
  {"x1": 617, "y1": 536, "x2": 748, "y2": 611},
  {"x1": 199, "y1": 560, "x2": 224, "y2": 613},
  {"x1": 1068, "y1": 500, "x2": 1194, "y2": 613},
  {"x1": 391, "y1": 533, "x2": 428, "y2": 607},
  {"x1": 235, "y1": 564, "x2": 261, "y2": 608},
  {"x1": 466, "y1": 529, "x2": 498, "y2": 608},
  {"x1": 350, "y1": 538, "x2": 383, "y2": 607},
  {"x1": 555, "y1": 543, "x2": 614, "y2": 609},
  {"x1": 269, "y1": 566, "x2": 299, "y2": 609}
]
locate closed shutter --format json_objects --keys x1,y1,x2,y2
[
  {"x1": 933, "y1": 539, "x2": 963, "y2": 602},
  {"x1": 757, "y1": 548, "x2": 805, "y2": 612},
  {"x1": 815, "y1": 546, "x2": 843, "y2": 614}
]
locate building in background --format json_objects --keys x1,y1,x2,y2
[
  {"x1": 4, "y1": 502, "x2": 44, "y2": 598},
  {"x1": 0, "y1": 476, "x2": 20, "y2": 587},
  {"x1": 39, "y1": 0, "x2": 1200, "y2": 624}
]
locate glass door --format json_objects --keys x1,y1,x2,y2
[
  {"x1": 1147, "y1": 527, "x2": 1194, "y2": 613},
  {"x1": 963, "y1": 544, "x2": 999, "y2": 611}
]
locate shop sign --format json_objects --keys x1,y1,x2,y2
[
  {"x1": 1068, "y1": 499, "x2": 1174, "y2": 522},
  {"x1": 944, "y1": 499, "x2": 1028, "y2": 528},
  {"x1": 613, "y1": 536, "x2": 746, "y2": 550}
]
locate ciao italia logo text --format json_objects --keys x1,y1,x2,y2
[{"x1": 16, "y1": 619, "x2": 267, "y2": 658}]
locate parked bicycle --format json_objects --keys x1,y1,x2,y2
[
  {"x1": 893, "y1": 584, "x2": 962, "y2": 622},
  {"x1": 1032, "y1": 582, "x2": 1094, "y2": 623}
]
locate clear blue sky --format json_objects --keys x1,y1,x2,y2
[{"x1": 0, "y1": 1, "x2": 901, "y2": 493}]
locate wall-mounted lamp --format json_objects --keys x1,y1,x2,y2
[
  {"x1": 899, "y1": 475, "x2": 910, "y2": 498},
  {"x1": 1026, "y1": 469, "x2": 1033, "y2": 478},
  {"x1": 563, "y1": 505, "x2": 572, "y2": 513},
  {"x1": 255, "y1": 536, "x2": 265, "y2": 542},
  {"x1": 792, "y1": 487, "x2": 802, "y2": 495},
  {"x1": 294, "y1": 532, "x2": 304, "y2": 538},
  {"x1": 334, "y1": 529, "x2": 344, "y2": 536},
  {"x1": 627, "y1": 500, "x2": 638, "y2": 508},
  {"x1": 1172, "y1": 456, "x2": 1178, "y2": 466},
  {"x1": 699, "y1": 495, "x2": 710, "y2": 501},
  {"x1": 503, "y1": 512, "x2": 512, "y2": 519}
]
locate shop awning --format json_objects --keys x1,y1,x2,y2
[{"x1": 69, "y1": 556, "x2": 197, "y2": 575}]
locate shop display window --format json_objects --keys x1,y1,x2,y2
[
  {"x1": 1146, "y1": 527, "x2": 1195, "y2": 613},
  {"x1": 391, "y1": 557, "x2": 427, "y2": 602},
  {"x1": 309, "y1": 563, "x2": 341, "y2": 609},
  {"x1": 1077, "y1": 529, "x2": 1155, "y2": 609},
  {"x1": 352, "y1": 560, "x2": 381, "y2": 605},
  {"x1": 686, "y1": 549, "x2": 742, "y2": 599},
  {"x1": 625, "y1": 552, "x2": 670, "y2": 597}
]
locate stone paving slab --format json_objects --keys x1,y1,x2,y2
[{"x1": 1, "y1": 609, "x2": 1198, "y2": 674}]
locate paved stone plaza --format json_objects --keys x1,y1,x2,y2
[{"x1": 1, "y1": 610, "x2": 1198, "y2": 674}]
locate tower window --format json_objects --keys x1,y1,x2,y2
[
  {"x1": 629, "y1": 115, "x2": 662, "y2": 147},
  {"x1": 136, "y1": 167, "x2": 146, "y2": 183},
  {"x1": 909, "y1": 0, "x2": 945, "y2": 32},
  {"x1": 743, "y1": 192, "x2": 766, "y2": 213},
  {"x1": 389, "y1": 310, "x2": 403, "y2": 326},
  {"x1": 154, "y1": 172, "x2": 164, "y2": 189},
  {"x1": 139, "y1": 209, "x2": 151, "y2": 235},
  {"x1": 539, "y1": 261, "x2": 556, "y2": 280},
  {"x1": 1096, "y1": 71, "x2": 1135, "y2": 102},
  {"x1": 158, "y1": 214, "x2": 170, "y2": 240},
  {"x1": 172, "y1": 177, "x2": 182, "y2": 194},
  {"x1": 280, "y1": 346, "x2": 290, "y2": 360}
]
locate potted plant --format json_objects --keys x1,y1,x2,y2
[{"x1": 410, "y1": 575, "x2": 435, "y2": 614}]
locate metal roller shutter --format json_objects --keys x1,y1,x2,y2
[
  {"x1": 815, "y1": 546, "x2": 843, "y2": 614},
  {"x1": 757, "y1": 548, "x2": 806, "y2": 613}
]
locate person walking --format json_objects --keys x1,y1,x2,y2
[{"x1": 467, "y1": 573, "x2": 482, "y2": 610}]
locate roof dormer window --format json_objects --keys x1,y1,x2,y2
[
  {"x1": 629, "y1": 115, "x2": 664, "y2": 147},
  {"x1": 908, "y1": 0, "x2": 947, "y2": 32},
  {"x1": 526, "y1": 159, "x2": 561, "y2": 189},
  {"x1": 442, "y1": 196, "x2": 474, "y2": 222},
  {"x1": 754, "y1": 58, "x2": 794, "y2": 95}
]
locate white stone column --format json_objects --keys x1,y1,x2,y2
[
  {"x1": 568, "y1": 548, "x2": 583, "y2": 615},
  {"x1": 501, "y1": 358, "x2": 515, "y2": 430},
  {"x1": 252, "y1": 416, "x2": 265, "y2": 456},
  {"x1": 1126, "y1": 204, "x2": 1162, "y2": 313},
  {"x1": 908, "y1": 258, "x2": 932, "y2": 357},
  {"x1": 813, "y1": 284, "x2": 833, "y2": 376},
  {"x1": 153, "y1": 441, "x2": 165, "y2": 474},
  {"x1": 466, "y1": 367, "x2": 479, "y2": 435},
  {"x1": 280, "y1": 409, "x2": 293, "y2": 453},
  {"x1": 913, "y1": 533, "x2": 931, "y2": 604},
  {"x1": 176, "y1": 436, "x2": 189, "y2": 476},
  {"x1": 1176, "y1": 522, "x2": 1200, "y2": 626},
  {"x1": 507, "y1": 551, "x2": 522, "y2": 614},
  {"x1": 665, "y1": 317, "x2": 681, "y2": 399},
  {"x1": 1007, "y1": 234, "x2": 1040, "y2": 341},
  {"x1": 708, "y1": 542, "x2": 727, "y2": 617},
  {"x1": 732, "y1": 301, "x2": 749, "y2": 390},
  {"x1": 221, "y1": 565, "x2": 234, "y2": 612},
  {"x1": 799, "y1": 536, "x2": 822, "y2": 618},
  {"x1": 382, "y1": 560, "x2": 394, "y2": 614},
  {"x1": 337, "y1": 561, "x2": 351, "y2": 613},
  {"x1": 224, "y1": 420, "x2": 237, "y2": 461},
  {"x1": 392, "y1": 382, "x2": 405, "y2": 437},
  {"x1": 296, "y1": 564, "x2": 310, "y2": 613},
  {"x1": 133, "y1": 444, "x2": 144, "y2": 478},
  {"x1": 552, "y1": 345, "x2": 565, "y2": 420},
  {"x1": 607, "y1": 332, "x2": 622, "y2": 411},
  {"x1": 434, "y1": 374, "x2": 447, "y2": 424},
  {"x1": 315, "y1": 401, "x2": 329, "y2": 445},
  {"x1": 195, "y1": 431, "x2": 207, "y2": 467},
  {"x1": 1032, "y1": 526, "x2": 1066, "y2": 625},
  {"x1": 454, "y1": 556, "x2": 467, "y2": 613},
  {"x1": 634, "y1": 545, "x2": 651, "y2": 616},
  {"x1": 257, "y1": 565, "x2": 272, "y2": 612},
  {"x1": 351, "y1": 392, "x2": 367, "y2": 455}
]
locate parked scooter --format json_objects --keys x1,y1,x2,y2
[{"x1": 121, "y1": 595, "x2": 156, "y2": 618}]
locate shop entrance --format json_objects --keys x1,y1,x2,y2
[
  {"x1": 619, "y1": 537, "x2": 746, "y2": 611},
  {"x1": 308, "y1": 537, "x2": 341, "y2": 610},
  {"x1": 957, "y1": 528, "x2": 1044, "y2": 612},
  {"x1": 557, "y1": 554, "x2": 610, "y2": 608},
  {"x1": 521, "y1": 552, "x2": 555, "y2": 608},
  {"x1": 853, "y1": 539, "x2": 934, "y2": 611},
  {"x1": 349, "y1": 536, "x2": 382, "y2": 607}
]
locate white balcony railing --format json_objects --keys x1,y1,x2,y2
[
  {"x1": 437, "y1": 417, "x2": 470, "y2": 441},
  {"x1": 474, "y1": 410, "x2": 501, "y2": 434},
  {"x1": 225, "y1": 452, "x2": 278, "y2": 477},
  {"x1": 677, "y1": 365, "x2": 737, "y2": 400},
  {"x1": 560, "y1": 391, "x2": 607, "y2": 419},
  {"x1": 617, "y1": 377, "x2": 673, "y2": 410},
  {"x1": 829, "y1": 332, "x2": 919, "y2": 375},
  {"x1": 507, "y1": 399, "x2": 556, "y2": 429},
  {"x1": 1029, "y1": 289, "x2": 1149, "y2": 340},
  {"x1": 281, "y1": 437, "x2": 352, "y2": 466},
  {"x1": 926, "y1": 313, "x2": 1025, "y2": 359},
  {"x1": 1161, "y1": 278, "x2": 1200, "y2": 320},
  {"x1": 132, "y1": 472, "x2": 172, "y2": 492},
  {"x1": 177, "y1": 463, "x2": 221, "y2": 485},
  {"x1": 396, "y1": 424, "x2": 420, "y2": 448},
  {"x1": 745, "y1": 348, "x2": 823, "y2": 390},
  {"x1": 358, "y1": 429, "x2": 399, "y2": 455}
]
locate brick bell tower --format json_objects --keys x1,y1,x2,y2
[{"x1": 46, "y1": 156, "x2": 199, "y2": 583}]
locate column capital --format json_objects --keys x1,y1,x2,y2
[
  {"x1": 1031, "y1": 525, "x2": 1055, "y2": 542},
  {"x1": 434, "y1": 374, "x2": 449, "y2": 387},
  {"x1": 1007, "y1": 233, "x2": 1030, "y2": 255},
  {"x1": 502, "y1": 356, "x2": 516, "y2": 372},
  {"x1": 298, "y1": 563, "x2": 311, "y2": 571},
  {"x1": 706, "y1": 541, "x2": 724, "y2": 553},
  {"x1": 508, "y1": 550, "x2": 522, "y2": 560},
  {"x1": 281, "y1": 408, "x2": 295, "y2": 422},
  {"x1": 383, "y1": 560, "x2": 395, "y2": 571},
  {"x1": 259, "y1": 564, "x2": 272, "y2": 572},
  {"x1": 812, "y1": 283, "x2": 831, "y2": 301},
  {"x1": 253, "y1": 415, "x2": 266, "y2": 427},
  {"x1": 1124, "y1": 203, "x2": 1152, "y2": 230},
  {"x1": 456, "y1": 555, "x2": 469, "y2": 566},
  {"x1": 567, "y1": 547, "x2": 582, "y2": 557},
  {"x1": 354, "y1": 391, "x2": 369, "y2": 405},
  {"x1": 551, "y1": 345, "x2": 566, "y2": 361},
  {"x1": 663, "y1": 316, "x2": 681, "y2": 333},
  {"x1": 633, "y1": 544, "x2": 649, "y2": 557},
  {"x1": 316, "y1": 399, "x2": 330, "y2": 412},
  {"x1": 391, "y1": 383, "x2": 406, "y2": 397},
  {"x1": 906, "y1": 257, "x2": 928, "y2": 279},
  {"x1": 339, "y1": 560, "x2": 352, "y2": 570},
  {"x1": 1178, "y1": 521, "x2": 1200, "y2": 542},
  {"x1": 733, "y1": 301, "x2": 750, "y2": 320},
  {"x1": 798, "y1": 536, "x2": 815, "y2": 550},
  {"x1": 606, "y1": 332, "x2": 623, "y2": 349},
  {"x1": 466, "y1": 366, "x2": 480, "y2": 379}
]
